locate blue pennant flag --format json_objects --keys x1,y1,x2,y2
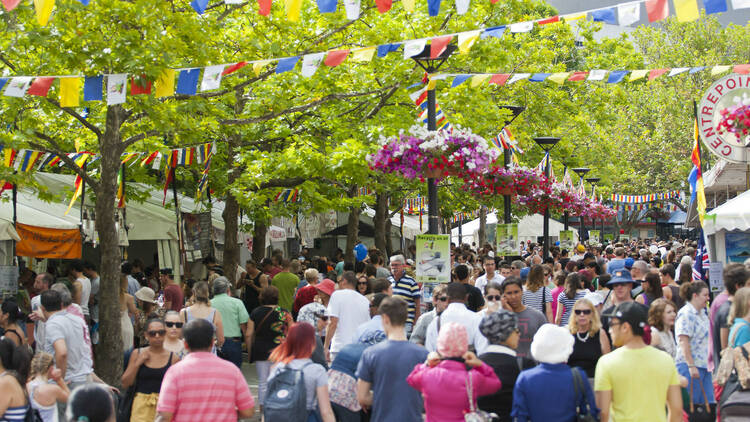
[
  {"x1": 689, "y1": 66, "x2": 706, "y2": 74},
  {"x1": 83, "y1": 76, "x2": 103, "y2": 101},
  {"x1": 606, "y1": 70, "x2": 628, "y2": 83},
  {"x1": 79, "y1": 0, "x2": 90, "y2": 4},
  {"x1": 427, "y1": 0, "x2": 441, "y2": 17},
  {"x1": 451, "y1": 75, "x2": 471, "y2": 87},
  {"x1": 176, "y1": 68, "x2": 201, "y2": 95},
  {"x1": 316, "y1": 0, "x2": 337, "y2": 13},
  {"x1": 276, "y1": 56, "x2": 300, "y2": 74},
  {"x1": 704, "y1": 0, "x2": 727, "y2": 14},
  {"x1": 376, "y1": 43, "x2": 401, "y2": 58},
  {"x1": 191, "y1": 0, "x2": 208, "y2": 14},
  {"x1": 590, "y1": 8, "x2": 617, "y2": 25},
  {"x1": 529, "y1": 73, "x2": 551, "y2": 82},
  {"x1": 0, "y1": 78, "x2": 8, "y2": 92},
  {"x1": 481, "y1": 26, "x2": 506, "y2": 39}
]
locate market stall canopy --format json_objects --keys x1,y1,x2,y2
[
  {"x1": 0, "y1": 220, "x2": 20, "y2": 242},
  {"x1": 451, "y1": 212, "x2": 569, "y2": 245},
  {"x1": 704, "y1": 189, "x2": 750, "y2": 236},
  {"x1": 361, "y1": 208, "x2": 425, "y2": 240}
]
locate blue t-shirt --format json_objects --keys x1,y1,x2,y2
[
  {"x1": 606, "y1": 259, "x2": 625, "y2": 275},
  {"x1": 356, "y1": 340, "x2": 428, "y2": 422},
  {"x1": 729, "y1": 318, "x2": 750, "y2": 348}
]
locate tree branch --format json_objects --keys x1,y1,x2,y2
[
  {"x1": 29, "y1": 132, "x2": 101, "y2": 189},
  {"x1": 360, "y1": 84, "x2": 400, "y2": 122},
  {"x1": 45, "y1": 98, "x2": 103, "y2": 139},
  {"x1": 123, "y1": 130, "x2": 162, "y2": 148}
]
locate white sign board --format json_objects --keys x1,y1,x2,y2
[
  {"x1": 0, "y1": 266, "x2": 19, "y2": 293},
  {"x1": 709, "y1": 262, "x2": 723, "y2": 293}
]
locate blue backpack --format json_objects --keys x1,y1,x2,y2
[{"x1": 263, "y1": 361, "x2": 312, "y2": 422}]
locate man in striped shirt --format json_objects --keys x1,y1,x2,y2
[
  {"x1": 156, "y1": 319, "x2": 255, "y2": 422},
  {"x1": 388, "y1": 254, "x2": 421, "y2": 335}
]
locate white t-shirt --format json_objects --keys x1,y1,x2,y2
[
  {"x1": 30, "y1": 295, "x2": 45, "y2": 352},
  {"x1": 327, "y1": 288, "x2": 370, "y2": 353},
  {"x1": 474, "y1": 271, "x2": 504, "y2": 294},
  {"x1": 76, "y1": 277, "x2": 91, "y2": 317}
]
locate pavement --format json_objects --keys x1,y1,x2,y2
[{"x1": 240, "y1": 361, "x2": 263, "y2": 422}]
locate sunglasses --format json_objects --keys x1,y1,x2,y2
[
  {"x1": 486, "y1": 295, "x2": 502, "y2": 301},
  {"x1": 165, "y1": 322, "x2": 183, "y2": 328},
  {"x1": 147, "y1": 329, "x2": 167, "y2": 337},
  {"x1": 436, "y1": 296, "x2": 448, "y2": 302},
  {"x1": 358, "y1": 282, "x2": 368, "y2": 285},
  {"x1": 574, "y1": 309, "x2": 592, "y2": 315},
  {"x1": 315, "y1": 314, "x2": 329, "y2": 321}
]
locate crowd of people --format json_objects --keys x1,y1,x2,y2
[{"x1": 0, "y1": 237, "x2": 748, "y2": 421}]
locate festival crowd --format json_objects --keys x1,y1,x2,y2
[{"x1": 1, "y1": 238, "x2": 749, "y2": 421}]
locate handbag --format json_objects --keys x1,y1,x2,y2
[
  {"x1": 463, "y1": 370, "x2": 497, "y2": 422},
  {"x1": 571, "y1": 367, "x2": 596, "y2": 422},
  {"x1": 687, "y1": 375, "x2": 715, "y2": 422},
  {"x1": 720, "y1": 346, "x2": 750, "y2": 421}
]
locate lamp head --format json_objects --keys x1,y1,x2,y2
[
  {"x1": 586, "y1": 177, "x2": 601, "y2": 184},
  {"x1": 533, "y1": 137, "x2": 560, "y2": 152},
  {"x1": 571, "y1": 167, "x2": 591, "y2": 178}
]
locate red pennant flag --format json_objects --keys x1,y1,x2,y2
[
  {"x1": 489, "y1": 74, "x2": 510, "y2": 86},
  {"x1": 223, "y1": 61, "x2": 248, "y2": 75},
  {"x1": 430, "y1": 36, "x2": 453, "y2": 59},
  {"x1": 130, "y1": 76, "x2": 152, "y2": 95},
  {"x1": 734, "y1": 64, "x2": 750, "y2": 75},
  {"x1": 324, "y1": 50, "x2": 350, "y2": 67},
  {"x1": 648, "y1": 68, "x2": 669, "y2": 81},
  {"x1": 568, "y1": 71, "x2": 589, "y2": 81},
  {"x1": 1, "y1": 0, "x2": 21, "y2": 11},
  {"x1": 258, "y1": 0, "x2": 272, "y2": 15},
  {"x1": 646, "y1": 0, "x2": 669, "y2": 22},
  {"x1": 537, "y1": 15, "x2": 559, "y2": 25},
  {"x1": 27, "y1": 77, "x2": 55, "y2": 97},
  {"x1": 375, "y1": 0, "x2": 392, "y2": 13},
  {"x1": 0, "y1": 181, "x2": 12, "y2": 195}
]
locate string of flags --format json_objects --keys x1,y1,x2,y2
[
  {"x1": 617, "y1": 202, "x2": 681, "y2": 212},
  {"x1": 410, "y1": 85, "x2": 451, "y2": 130},
  {"x1": 610, "y1": 191, "x2": 681, "y2": 203}
]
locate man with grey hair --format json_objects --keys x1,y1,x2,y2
[
  {"x1": 388, "y1": 254, "x2": 421, "y2": 335},
  {"x1": 210, "y1": 276, "x2": 250, "y2": 368},
  {"x1": 510, "y1": 260, "x2": 525, "y2": 278}
]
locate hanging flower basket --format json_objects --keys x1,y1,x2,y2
[
  {"x1": 424, "y1": 166, "x2": 445, "y2": 179},
  {"x1": 466, "y1": 166, "x2": 546, "y2": 198}
]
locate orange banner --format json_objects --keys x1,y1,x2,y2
[{"x1": 15, "y1": 223, "x2": 81, "y2": 259}]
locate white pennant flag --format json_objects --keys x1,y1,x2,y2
[
  {"x1": 617, "y1": 2, "x2": 640, "y2": 26},
  {"x1": 151, "y1": 153, "x2": 162, "y2": 170},
  {"x1": 403, "y1": 39, "x2": 427, "y2": 59},
  {"x1": 587, "y1": 69, "x2": 608, "y2": 81},
  {"x1": 107, "y1": 74, "x2": 128, "y2": 105},
  {"x1": 668, "y1": 67, "x2": 690, "y2": 77},
  {"x1": 200, "y1": 65, "x2": 225, "y2": 92},
  {"x1": 509, "y1": 21, "x2": 533, "y2": 33},
  {"x1": 301, "y1": 53, "x2": 325, "y2": 77},
  {"x1": 343, "y1": 0, "x2": 360, "y2": 19},
  {"x1": 224, "y1": 0, "x2": 243, "y2": 3},
  {"x1": 455, "y1": 0, "x2": 469, "y2": 15},
  {"x1": 508, "y1": 73, "x2": 530, "y2": 84},
  {"x1": 732, "y1": 0, "x2": 750, "y2": 10},
  {"x1": 3, "y1": 77, "x2": 32, "y2": 97}
]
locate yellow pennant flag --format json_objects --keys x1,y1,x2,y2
[
  {"x1": 674, "y1": 0, "x2": 699, "y2": 22},
  {"x1": 74, "y1": 139, "x2": 82, "y2": 153},
  {"x1": 3, "y1": 149, "x2": 14, "y2": 167},
  {"x1": 59, "y1": 77, "x2": 81, "y2": 108},
  {"x1": 562, "y1": 12, "x2": 585, "y2": 22},
  {"x1": 65, "y1": 175, "x2": 83, "y2": 216},
  {"x1": 628, "y1": 70, "x2": 649, "y2": 82},
  {"x1": 33, "y1": 0, "x2": 54, "y2": 26},
  {"x1": 253, "y1": 60, "x2": 272, "y2": 76},
  {"x1": 547, "y1": 72, "x2": 571, "y2": 85},
  {"x1": 470, "y1": 74, "x2": 490, "y2": 87},
  {"x1": 402, "y1": 0, "x2": 415, "y2": 12},
  {"x1": 457, "y1": 31, "x2": 481, "y2": 55},
  {"x1": 350, "y1": 47, "x2": 376, "y2": 63},
  {"x1": 155, "y1": 69, "x2": 176, "y2": 98},
  {"x1": 711, "y1": 65, "x2": 731, "y2": 76},
  {"x1": 284, "y1": 0, "x2": 302, "y2": 21}
]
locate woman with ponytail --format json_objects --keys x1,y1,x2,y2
[
  {"x1": 0, "y1": 336, "x2": 31, "y2": 421},
  {"x1": 0, "y1": 301, "x2": 27, "y2": 347},
  {"x1": 27, "y1": 352, "x2": 69, "y2": 422}
]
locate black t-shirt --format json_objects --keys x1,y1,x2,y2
[
  {"x1": 249, "y1": 305, "x2": 288, "y2": 362},
  {"x1": 478, "y1": 352, "x2": 535, "y2": 421},
  {"x1": 713, "y1": 299, "x2": 732, "y2": 367},
  {"x1": 464, "y1": 283, "x2": 485, "y2": 312}
]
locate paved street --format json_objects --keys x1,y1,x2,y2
[{"x1": 240, "y1": 361, "x2": 262, "y2": 422}]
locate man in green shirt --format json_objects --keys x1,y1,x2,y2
[
  {"x1": 211, "y1": 277, "x2": 249, "y2": 368},
  {"x1": 271, "y1": 260, "x2": 300, "y2": 312}
]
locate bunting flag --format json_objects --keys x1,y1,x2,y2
[
  {"x1": 200, "y1": 65, "x2": 225, "y2": 91},
  {"x1": 609, "y1": 190, "x2": 681, "y2": 203},
  {"x1": 33, "y1": 0, "x2": 54, "y2": 26},
  {"x1": 106, "y1": 74, "x2": 127, "y2": 105},
  {"x1": 562, "y1": 167, "x2": 572, "y2": 188},
  {"x1": 689, "y1": 118, "x2": 706, "y2": 225},
  {"x1": 65, "y1": 174, "x2": 83, "y2": 215},
  {"x1": 274, "y1": 188, "x2": 300, "y2": 203},
  {"x1": 155, "y1": 69, "x2": 176, "y2": 98},
  {"x1": 116, "y1": 164, "x2": 125, "y2": 208}
]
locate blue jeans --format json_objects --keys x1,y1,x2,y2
[
  {"x1": 219, "y1": 338, "x2": 243, "y2": 368},
  {"x1": 676, "y1": 363, "x2": 715, "y2": 404}
]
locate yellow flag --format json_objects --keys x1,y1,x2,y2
[
  {"x1": 350, "y1": 47, "x2": 376, "y2": 63},
  {"x1": 711, "y1": 65, "x2": 731, "y2": 76},
  {"x1": 74, "y1": 139, "x2": 82, "y2": 153},
  {"x1": 458, "y1": 31, "x2": 481, "y2": 55},
  {"x1": 65, "y1": 175, "x2": 83, "y2": 216},
  {"x1": 155, "y1": 69, "x2": 176, "y2": 98},
  {"x1": 253, "y1": 60, "x2": 272, "y2": 76},
  {"x1": 402, "y1": 0, "x2": 415, "y2": 12},
  {"x1": 470, "y1": 74, "x2": 490, "y2": 87},
  {"x1": 59, "y1": 78, "x2": 81, "y2": 108},
  {"x1": 285, "y1": 0, "x2": 302, "y2": 21},
  {"x1": 628, "y1": 70, "x2": 648, "y2": 82},
  {"x1": 674, "y1": 0, "x2": 699, "y2": 22},
  {"x1": 33, "y1": 0, "x2": 54, "y2": 26},
  {"x1": 548, "y1": 72, "x2": 571, "y2": 85},
  {"x1": 562, "y1": 12, "x2": 585, "y2": 22}
]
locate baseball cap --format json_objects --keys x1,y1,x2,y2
[
  {"x1": 520, "y1": 267, "x2": 530, "y2": 281},
  {"x1": 624, "y1": 257, "x2": 634, "y2": 270},
  {"x1": 576, "y1": 244, "x2": 586, "y2": 253},
  {"x1": 314, "y1": 279, "x2": 336, "y2": 296},
  {"x1": 606, "y1": 269, "x2": 634, "y2": 286},
  {"x1": 601, "y1": 301, "x2": 648, "y2": 333}
]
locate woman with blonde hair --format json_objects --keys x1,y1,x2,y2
[
  {"x1": 522, "y1": 265, "x2": 553, "y2": 322},
  {"x1": 648, "y1": 298, "x2": 678, "y2": 357},
  {"x1": 179, "y1": 281, "x2": 224, "y2": 351},
  {"x1": 27, "y1": 352, "x2": 69, "y2": 422},
  {"x1": 566, "y1": 298, "x2": 610, "y2": 378},
  {"x1": 728, "y1": 287, "x2": 750, "y2": 348}
]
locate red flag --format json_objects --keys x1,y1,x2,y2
[
  {"x1": 648, "y1": 68, "x2": 669, "y2": 81},
  {"x1": 130, "y1": 76, "x2": 152, "y2": 95},
  {"x1": 162, "y1": 167, "x2": 173, "y2": 206},
  {"x1": 734, "y1": 64, "x2": 750, "y2": 75},
  {"x1": 646, "y1": 0, "x2": 669, "y2": 22},
  {"x1": 324, "y1": 50, "x2": 350, "y2": 67},
  {"x1": 568, "y1": 71, "x2": 589, "y2": 81},
  {"x1": 0, "y1": 181, "x2": 12, "y2": 195},
  {"x1": 430, "y1": 36, "x2": 453, "y2": 59},
  {"x1": 489, "y1": 74, "x2": 510, "y2": 86},
  {"x1": 28, "y1": 77, "x2": 55, "y2": 97},
  {"x1": 1, "y1": 0, "x2": 21, "y2": 11},
  {"x1": 223, "y1": 61, "x2": 248, "y2": 75},
  {"x1": 375, "y1": 0, "x2": 392, "y2": 13},
  {"x1": 258, "y1": 0, "x2": 272, "y2": 15},
  {"x1": 537, "y1": 15, "x2": 559, "y2": 25}
]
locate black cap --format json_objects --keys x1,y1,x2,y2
[
  {"x1": 160, "y1": 268, "x2": 173, "y2": 276},
  {"x1": 602, "y1": 302, "x2": 648, "y2": 333}
]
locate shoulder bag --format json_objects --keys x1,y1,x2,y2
[
  {"x1": 252, "y1": 306, "x2": 276, "y2": 343},
  {"x1": 687, "y1": 375, "x2": 715, "y2": 422},
  {"x1": 720, "y1": 345, "x2": 750, "y2": 421},
  {"x1": 571, "y1": 367, "x2": 596, "y2": 422},
  {"x1": 463, "y1": 370, "x2": 497, "y2": 422}
]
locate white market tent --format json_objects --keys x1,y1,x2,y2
[
  {"x1": 703, "y1": 189, "x2": 750, "y2": 264},
  {"x1": 361, "y1": 207, "x2": 425, "y2": 240},
  {"x1": 451, "y1": 212, "x2": 573, "y2": 246}
]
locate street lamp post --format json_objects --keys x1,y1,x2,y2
[
  {"x1": 534, "y1": 137, "x2": 560, "y2": 259},
  {"x1": 586, "y1": 177, "x2": 600, "y2": 243},
  {"x1": 572, "y1": 167, "x2": 590, "y2": 242},
  {"x1": 497, "y1": 105, "x2": 525, "y2": 224},
  {"x1": 561, "y1": 154, "x2": 576, "y2": 231},
  {"x1": 412, "y1": 45, "x2": 456, "y2": 235}
]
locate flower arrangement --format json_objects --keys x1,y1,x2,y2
[
  {"x1": 515, "y1": 180, "x2": 617, "y2": 218},
  {"x1": 367, "y1": 125, "x2": 499, "y2": 182},
  {"x1": 466, "y1": 166, "x2": 545, "y2": 197},
  {"x1": 716, "y1": 101, "x2": 750, "y2": 141}
]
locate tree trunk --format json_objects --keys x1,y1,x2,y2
[
  {"x1": 222, "y1": 192, "x2": 240, "y2": 285},
  {"x1": 373, "y1": 192, "x2": 388, "y2": 253},
  {"x1": 344, "y1": 186, "x2": 360, "y2": 265},
  {"x1": 252, "y1": 219, "x2": 268, "y2": 262},
  {"x1": 478, "y1": 206, "x2": 487, "y2": 248},
  {"x1": 384, "y1": 217, "x2": 393, "y2": 257},
  {"x1": 94, "y1": 105, "x2": 126, "y2": 386}
]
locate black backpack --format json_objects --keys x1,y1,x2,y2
[{"x1": 263, "y1": 361, "x2": 313, "y2": 422}]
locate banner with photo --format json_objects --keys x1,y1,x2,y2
[
  {"x1": 496, "y1": 223, "x2": 518, "y2": 256},
  {"x1": 559, "y1": 230, "x2": 575, "y2": 251},
  {"x1": 415, "y1": 234, "x2": 450, "y2": 284}
]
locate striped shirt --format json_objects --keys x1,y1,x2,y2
[
  {"x1": 388, "y1": 274, "x2": 420, "y2": 324},
  {"x1": 557, "y1": 290, "x2": 588, "y2": 325},
  {"x1": 157, "y1": 352, "x2": 254, "y2": 421},
  {"x1": 0, "y1": 405, "x2": 27, "y2": 422},
  {"x1": 522, "y1": 286, "x2": 552, "y2": 316}
]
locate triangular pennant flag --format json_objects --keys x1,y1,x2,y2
[
  {"x1": 587, "y1": 70, "x2": 607, "y2": 81},
  {"x1": 155, "y1": 69, "x2": 176, "y2": 98},
  {"x1": 253, "y1": 60, "x2": 272, "y2": 76},
  {"x1": 689, "y1": 66, "x2": 706, "y2": 74},
  {"x1": 674, "y1": 0, "x2": 699, "y2": 22},
  {"x1": 645, "y1": 0, "x2": 669, "y2": 22},
  {"x1": 507, "y1": 73, "x2": 530, "y2": 85},
  {"x1": 731, "y1": 0, "x2": 750, "y2": 10},
  {"x1": 628, "y1": 69, "x2": 649, "y2": 81},
  {"x1": 509, "y1": 21, "x2": 533, "y2": 33},
  {"x1": 200, "y1": 65, "x2": 225, "y2": 91},
  {"x1": 33, "y1": 0, "x2": 54, "y2": 26},
  {"x1": 222, "y1": 61, "x2": 248, "y2": 75},
  {"x1": 377, "y1": 43, "x2": 400, "y2": 57},
  {"x1": 191, "y1": 0, "x2": 208, "y2": 14},
  {"x1": 489, "y1": 73, "x2": 510, "y2": 85},
  {"x1": 402, "y1": 0, "x2": 414, "y2": 12},
  {"x1": 2, "y1": 0, "x2": 21, "y2": 11},
  {"x1": 83, "y1": 76, "x2": 103, "y2": 101},
  {"x1": 258, "y1": 0, "x2": 272, "y2": 15},
  {"x1": 130, "y1": 75, "x2": 152, "y2": 95},
  {"x1": 470, "y1": 74, "x2": 491, "y2": 87},
  {"x1": 480, "y1": 25, "x2": 506, "y2": 39},
  {"x1": 617, "y1": 2, "x2": 641, "y2": 26},
  {"x1": 350, "y1": 47, "x2": 375, "y2": 62},
  {"x1": 343, "y1": 0, "x2": 359, "y2": 19},
  {"x1": 537, "y1": 15, "x2": 559, "y2": 25},
  {"x1": 284, "y1": 0, "x2": 302, "y2": 21},
  {"x1": 176, "y1": 68, "x2": 200, "y2": 95},
  {"x1": 704, "y1": 0, "x2": 727, "y2": 13},
  {"x1": 3, "y1": 77, "x2": 32, "y2": 97},
  {"x1": 430, "y1": 36, "x2": 452, "y2": 59},
  {"x1": 591, "y1": 7, "x2": 617, "y2": 24},
  {"x1": 734, "y1": 64, "x2": 750, "y2": 74},
  {"x1": 648, "y1": 68, "x2": 670, "y2": 80},
  {"x1": 107, "y1": 74, "x2": 128, "y2": 104},
  {"x1": 457, "y1": 30, "x2": 481, "y2": 54},
  {"x1": 568, "y1": 71, "x2": 588, "y2": 81},
  {"x1": 27, "y1": 77, "x2": 55, "y2": 97},
  {"x1": 451, "y1": 75, "x2": 471, "y2": 87},
  {"x1": 667, "y1": 67, "x2": 690, "y2": 77},
  {"x1": 324, "y1": 49, "x2": 350, "y2": 67},
  {"x1": 548, "y1": 72, "x2": 571, "y2": 84},
  {"x1": 276, "y1": 56, "x2": 300, "y2": 73},
  {"x1": 427, "y1": 0, "x2": 440, "y2": 16},
  {"x1": 529, "y1": 73, "x2": 550, "y2": 82},
  {"x1": 607, "y1": 70, "x2": 629, "y2": 83},
  {"x1": 454, "y1": 0, "x2": 469, "y2": 15},
  {"x1": 403, "y1": 39, "x2": 426, "y2": 59},
  {"x1": 711, "y1": 65, "x2": 732, "y2": 76},
  {"x1": 409, "y1": 86, "x2": 427, "y2": 104},
  {"x1": 562, "y1": 12, "x2": 586, "y2": 21},
  {"x1": 59, "y1": 78, "x2": 81, "y2": 107},
  {"x1": 375, "y1": 0, "x2": 391, "y2": 13},
  {"x1": 301, "y1": 53, "x2": 325, "y2": 77},
  {"x1": 317, "y1": 0, "x2": 337, "y2": 12}
]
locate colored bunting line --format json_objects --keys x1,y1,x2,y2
[
  {"x1": 610, "y1": 191, "x2": 681, "y2": 203},
  {"x1": 617, "y1": 203, "x2": 680, "y2": 212}
]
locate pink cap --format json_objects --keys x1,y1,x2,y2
[
  {"x1": 437, "y1": 322, "x2": 468, "y2": 358},
  {"x1": 315, "y1": 279, "x2": 336, "y2": 296}
]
